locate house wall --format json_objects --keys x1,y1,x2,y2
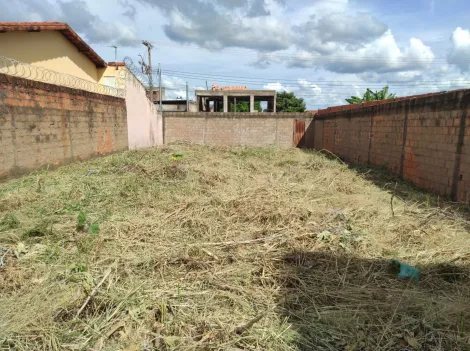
[
  {"x1": 311, "y1": 89, "x2": 470, "y2": 202},
  {"x1": 163, "y1": 112, "x2": 313, "y2": 147},
  {"x1": 0, "y1": 73, "x2": 128, "y2": 178},
  {"x1": 124, "y1": 70, "x2": 163, "y2": 149},
  {"x1": 98, "y1": 65, "x2": 126, "y2": 89},
  {"x1": 162, "y1": 102, "x2": 198, "y2": 112},
  {"x1": 0, "y1": 31, "x2": 99, "y2": 82}
]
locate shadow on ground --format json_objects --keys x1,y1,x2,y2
[{"x1": 277, "y1": 250, "x2": 470, "y2": 351}]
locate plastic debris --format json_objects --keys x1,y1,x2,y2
[
  {"x1": 87, "y1": 169, "x2": 99, "y2": 176},
  {"x1": 391, "y1": 260, "x2": 420, "y2": 281}
]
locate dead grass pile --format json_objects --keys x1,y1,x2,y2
[{"x1": 0, "y1": 144, "x2": 470, "y2": 350}]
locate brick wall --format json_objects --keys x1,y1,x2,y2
[
  {"x1": 312, "y1": 89, "x2": 470, "y2": 202},
  {"x1": 0, "y1": 73, "x2": 128, "y2": 178},
  {"x1": 163, "y1": 112, "x2": 313, "y2": 148}
]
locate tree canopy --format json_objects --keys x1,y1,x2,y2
[
  {"x1": 346, "y1": 86, "x2": 396, "y2": 104},
  {"x1": 230, "y1": 101, "x2": 262, "y2": 112},
  {"x1": 276, "y1": 91, "x2": 307, "y2": 112}
]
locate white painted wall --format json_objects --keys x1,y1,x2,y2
[{"x1": 124, "y1": 70, "x2": 163, "y2": 149}]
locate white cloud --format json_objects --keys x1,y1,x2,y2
[
  {"x1": 448, "y1": 27, "x2": 470, "y2": 72},
  {"x1": 287, "y1": 31, "x2": 434, "y2": 74},
  {"x1": 0, "y1": 0, "x2": 139, "y2": 47},
  {"x1": 296, "y1": 12, "x2": 387, "y2": 46},
  {"x1": 162, "y1": 75, "x2": 204, "y2": 100},
  {"x1": 264, "y1": 78, "x2": 344, "y2": 108}
]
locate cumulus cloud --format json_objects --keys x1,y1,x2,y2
[
  {"x1": 448, "y1": 27, "x2": 470, "y2": 72},
  {"x1": 286, "y1": 31, "x2": 434, "y2": 74},
  {"x1": 0, "y1": 0, "x2": 139, "y2": 47},
  {"x1": 58, "y1": 0, "x2": 139, "y2": 47},
  {"x1": 295, "y1": 13, "x2": 387, "y2": 48},
  {"x1": 143, "y1": 0, "x2": 435, "y2": 76},
  {"x1": 162, "y1": 75, "x2": 204, "y2": 100},
  {"x1": 264, "y1": 78, "x2": 344, "y2": 108},
  {"x1": 138, "y1": 0, "x2": 291, "y2": 51}
]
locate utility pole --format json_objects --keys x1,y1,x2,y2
[
  {"x1": 186, "y1": 82, "x2": 189, "y2": 112},
  {"x1": 158, "y1": 63, "x2": 162, "y2": 112},
  {"x1": 142, "y1": 40, "x2": 154, "y2": 102}
]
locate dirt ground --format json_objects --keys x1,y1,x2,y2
[{"x1": 1, "y1": 144, "x2": 470, "y2": 351}]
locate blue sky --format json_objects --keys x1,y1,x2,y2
[{"x1": 2, "y1": 0, "x2": 470, "y2": 108}]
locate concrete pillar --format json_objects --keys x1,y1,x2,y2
[
  {"x1": 273, "y1": 93, "x2": 277, "y2": 113},
  {"x1": 267, "y1": 99, "x2": 274, "y2": 113},
  {"x1": 198, "y1": 96, "x2": 202, "y2": 112},
  {"x1": 250, "y1": 95, "x2": 255, "y2": 113},
  {"x1": 234, "y1": 97, "x2": 237, "y2": 112},
  {"x1": 223, "y1": 95, "x2": 228, "y2": 112}
]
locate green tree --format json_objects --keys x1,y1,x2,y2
[
  {"x1": 276, "y1": 91, "x2": 307, "y2": 112},
  {"x1": 346, "y1": 86, "x2": 396, "y2": 104},
  {"x1": 230, "y1": 101, "x2": 262, "y2": 112}
]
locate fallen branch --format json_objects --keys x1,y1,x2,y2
[
  {"x1": 391, "y1": 182, "x2": 398, "y2": 217},
  {"x1": 234, "y1": 312, "x2": 267, "y2": 335},
  {"x1": 0, "y1": 248, "x2": 11, "y2": 268},
  {"x1": 76, "y1": 268, "x2": 112, "y2": 318},
  {"x1": 201, "y1": 248, "x2": 219, "y2": 260},
  {"x1": 164, "y1": 203, "x2": 189, "y2": 220},
  {"x1": 197, "y1": 234, "x2": 283, "y2": 247}
]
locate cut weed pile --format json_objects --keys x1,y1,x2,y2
[{"x1": 1, "y1": 144, "x2": 470, "y2": 350}]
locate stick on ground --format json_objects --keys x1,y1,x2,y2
[
  {"x1": 76, "y1": 269, "x2": 112, "y2": 319},
  {"x1": 234, "y1": 312, "x2": 267, "y2": 335}
]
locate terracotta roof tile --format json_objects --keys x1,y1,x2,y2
[{"x1": 0, "y1": 22, "x2": 107, "y2": 68}]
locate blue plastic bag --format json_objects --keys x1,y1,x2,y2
[{"x1": 392, "y1": 260, "x2": 420, "y2": 281}]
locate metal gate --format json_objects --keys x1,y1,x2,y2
[{"x1": 294, "y1": 120, "x2": 305, "y2": 147}]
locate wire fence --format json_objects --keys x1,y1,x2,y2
[{"x1": 0, "y1": 56, "x2": 125, "y2": 98}]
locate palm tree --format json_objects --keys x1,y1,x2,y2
[{"x1": 346, "y1": 86, "x2": 396, "y2": 104}]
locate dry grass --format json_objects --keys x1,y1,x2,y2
[{"x1": 1, "y1": 144, "x2": 470, "y2": 351}]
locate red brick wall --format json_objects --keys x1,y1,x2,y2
[
  {"x1": 0, "y1": 74, "x2": 128, "y2": 178},
  {"x1": 163, "y1": 112, "x2": 313, "y2": 148},
  {"x1": 312, "y1": 89, "x2": 470, "y2": 202}
]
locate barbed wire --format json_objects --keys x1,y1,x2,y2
[
  {"x1": 122, "y1": 56, "x2": 157, "y2": 86},
  {"x1": 0, "y1": 56, "x2": 126, "y2": 98}
]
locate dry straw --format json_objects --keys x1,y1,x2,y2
[{"x1": 1, "y1": 144, "x2": 469, "y2": 350}]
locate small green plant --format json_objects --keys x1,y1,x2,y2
[
  {"x1": 88, "y1": 223, "x2": 100, "y2": 234},
  {"x1": 76, "y1": 212, "x2": 100, "y2": 234},
  {"x1": 76, "y1": 212, "x2": 87, "y2": 231},
  {"x1": 0, "y1": 213, "x2": 20, "y2": 231},
  {"x1": 70, "y1": 263, "x2": 88, "y2": 274},
  {"x1": 170, "y1": 153, "x2": 184, "y2": 160}
]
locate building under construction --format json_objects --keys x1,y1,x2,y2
[{"x1": 196, "y1": 84, "x2": 277, "y2": 112}]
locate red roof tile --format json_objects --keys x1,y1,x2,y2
[{"x1": 0, "y1": 22, "x2": 107, "y2": 68}]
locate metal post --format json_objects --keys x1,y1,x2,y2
[
  {"x1": 142, "y1": 41, "x2": 153, "y2": 102},
  {"x1": 158, "y1": 63, "x2": 162, "y2": 112},
  {"x1": 186, "y1": 82, "x2": 189, "y2": 112}
]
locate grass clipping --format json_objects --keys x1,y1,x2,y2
[{"x1": 1, "y1": 144, "x2": 470, "y2": 351}]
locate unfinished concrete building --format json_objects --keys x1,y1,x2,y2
[{"x1": 195, "y1": 87, "x2": 277, "y2": 113}]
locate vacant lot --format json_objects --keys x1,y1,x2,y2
[{"x1": 1, "y1": 145, "x2": 470, "y2": 351}]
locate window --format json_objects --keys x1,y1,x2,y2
[{"x1": 103, "y1": 76, "x2": 116, "y2": 88}]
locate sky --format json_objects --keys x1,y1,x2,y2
[{"x1": 2, "y1": 0, "x2": 470, "y2": 109}]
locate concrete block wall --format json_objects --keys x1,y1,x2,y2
[
  {"x1": 312, "y1": 89, "x2": 470, "y2": 202},
  {"x1": 163, "y1": 112, "x2": 312, "y2": 148},
  {"x1": 0, "y1": 73, "x2": 128, "y2": 178}
]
